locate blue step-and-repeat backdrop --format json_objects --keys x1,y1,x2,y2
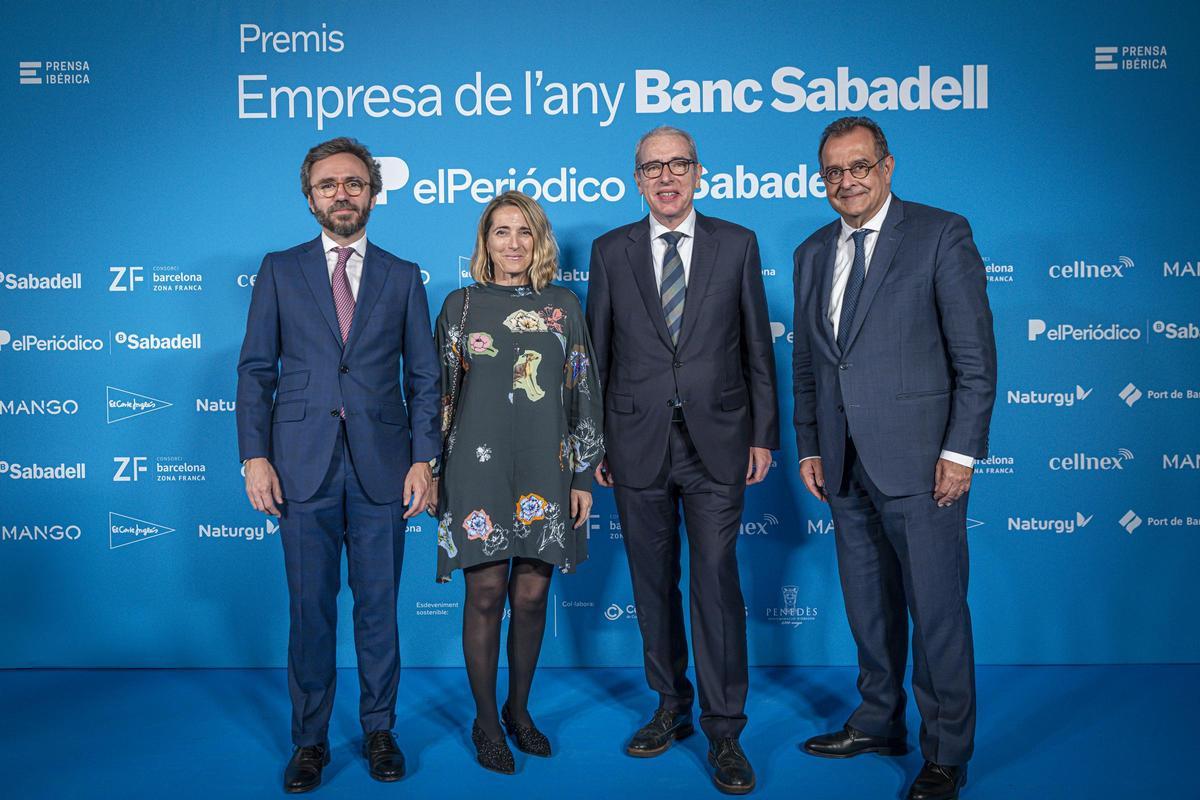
[{"x1": 2, "y1": 2, "x2": 1197, "y2": 668}]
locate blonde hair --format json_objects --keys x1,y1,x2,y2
[{"x1": 469, "y1": 191, "x2": 559, "y2": 291}]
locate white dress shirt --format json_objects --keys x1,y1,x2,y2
[
  {"x1": 648, "y1": 209, "x2": 697, "y2": 289},
  {"x1": 321, "y1": 232, "x2": 366, "y2": 301},
  {"x1": 805, "y1": 194, "x2": 973, "y2": 469}
]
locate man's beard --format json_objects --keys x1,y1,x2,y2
[{"x1": 314, "y1": 199, "x2": 371, "y2": 238}]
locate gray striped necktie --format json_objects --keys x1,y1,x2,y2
[
  {"x1": 837, "y1": 229, "x2": 870, "y2": 351},
  {"x1": 659, "y1": 231, "x2": 686, "y2": 346}
]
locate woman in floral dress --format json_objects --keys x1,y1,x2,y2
[{"x1": 431, "y1": 191, "x2": 603, "y2": 773}]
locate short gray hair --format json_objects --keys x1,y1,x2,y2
[
  {"x1": 634, "y1": 125, "x2": 699, "y2": 170},
  {"x1": 300, "y1": 137, "x2": 383, "y2": 198},
  {"x1": 818, "y1": 116, "x2": 889, "y2": 168}
]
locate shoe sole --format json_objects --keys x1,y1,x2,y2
[
  {"x1": 367, "y1": 769, "x2": 406, "y2": 782},
  {"x1": 802, "y1": 743, "x2": 909, "y2": 759},
  {"x1": 625, "y1": 723, "x2": 695, "y2": 758},
  {"x1": 475, "y1": 757, "x2": 515, "y2": 775},
  {"x1": 707, "y1": 753, "x2": 756, "y2": 796}
]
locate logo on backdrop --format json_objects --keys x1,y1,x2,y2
[
  {"x1": 112, "y1": 331, "x2": 202, "y2": 351},
  {"x1": 983, "y1": 256, "x2": 1014, "y2": 284},
  {"x1": 108, "y1": 266, "x2": 203, "y2": 293},
  {"x1": 107, "y1": 387, "x2": 172, "y2": 423},
  {"x1": 1027, "y1": 319, "x2": 1141, "y2": 342},
  {"x1": 604, "y1": 602, "x2": 638, "y2": 621},
  {"x1": 17, "y1": 60, "x2": 90, "y2": 85},
  {"x1": 1119, "y1": 509, "x2": 1200, "y2": 533},
  {"x1": 1163, "y1": 453, "x2": 1200, "y2": 470},
  {"x1": 0, "y1": 459, "x2": 86, "y2": 480},
  {"x1": 113, "y1": 456, "x2": 208, "y2": 483},
  {"x1": 1094, "y1": 45, "x2": 1167, "y2": 71},
  {"x1": 764, "y1": 585, "x2": 818, "y2": 627},
  {"x1": 0, "y1": 328, "x2": 104, "y2": 353},
  {"x1": 1119, "y1": 382, "x2": 1200, "y2": 407},
  {"x1": 0, "y1": 398, "x2": 79, "y2": 416},
  {"x1": 1, "y1": 523, "x2": 82, "y2": 543},
  {"x1": 109, "y1": 512, "x2": 174, "y2": 549},
  {"x1": 1006, "y1": 384, "x2": 1091, "y2": 407},
  {"x1": 0, "y1": 270, "x2": 82, "y2": 291},
  {"x1": 974, "y1": 454, "x2": 1015, "y2": 475},
  {"x1": 195, "y1": 397, "x2": 236, "y2": 412},
  {"x1": 1163, "y1": 260, "x2": 1198, "y2": 278},
  {"x1": 1047, "y1": 449, "x2": 1134, "y2": 472},
  {"x1": 1047, "y1": 256, "x2": 1133, "y2": 280},
  {"x1": 197, "y1": 518, "x2": 278, "y2": 542},
  {"x1": 739, "y1": 513, "x2": 779, "y2": 536},
  {"x1": 1007, "y1": 512, "x2": 1093, "y2": 535}
]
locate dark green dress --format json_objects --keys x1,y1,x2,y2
[{"x1": 433, "y1": 282, "x2": 603, "y2": 582}]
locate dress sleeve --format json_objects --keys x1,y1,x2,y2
[
  {"x1": 562, "y1": 293, "x2": 604, "y2": 491},
  {"x1": 432, "y1": 290, "x2": 464, "y2": 477}
]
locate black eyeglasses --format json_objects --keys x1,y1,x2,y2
[
  {"x1": 821, "y1": 155, "x2": 887, "y2": 185},
  {"x1": 311, "y1": 178, "x2": 368, "y2": 198},
  {"x1": 637, "y1": 158, "x2": 696, "y2": 178}
]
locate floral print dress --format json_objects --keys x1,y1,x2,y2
[{"x1": 433, "y1": 282, "x2": 604, "y2": 582}]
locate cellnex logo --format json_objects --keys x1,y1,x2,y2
[
  {"x1": 1027, "y1": 319, "x2": 1140, "y2": 342},
  {"x1": 1006, "y1": 385, "x2": 1091, "y2": 407},
  {"x1": 0, "y1": 270, "x2": 82, "y2": 290},
  {"x1": 1007, "y1": 512, "x2": 1092, "y2": 534},
  {"x1": 112, "y1": 331, "x2": 202, "y2": 351},
  {"x1": 1, "y1": 523, "x2": 82, "y2": 542},
  {"x1": 107, "y1": 386, "x2": 172, "y2": 423},
  {"x1": 739, "y1": 513, "x2": 779, "y2": 536},
  {"x1": 197, "y1": 518, "x2": 278, "y2": 541},
  {"x1": 1048, "y1": 449, "x2": 1134, "y2": 471},
  {"x1": 1048, "y1": 256, "x2": 1133, "y2": 279},
  {"x1": 765, "y1": 585, "x2": 818, "y2": 627},
  {"x1": 0, "y1": 398, "x2": 79, "y2": 416},
  {"x1": 109, "y1": 512, "x2": 175, "y2": 549},
  {"x1": 0, "y1": 459, "x2": 86, "y2": 480},
  {"x1": 0, "y1": 328, "x2": 104, "y2": 352}
]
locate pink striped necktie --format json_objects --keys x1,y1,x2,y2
[
  {"x1": 331, "y1": 246, "x2": 355, "y2": 420},
  {"x1": 331, "y1": 246, "x2": 356, "y2": 343}
]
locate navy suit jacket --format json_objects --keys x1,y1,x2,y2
[
  {"x1": 587, "y1": 212, "x2": 779, "y2": 488},
  {"x1": 236, "y1": 236, "x2": 440, "y2": 504},
  {"x1": 791, "y1": 196, "x2": 997, "y2": 497}
]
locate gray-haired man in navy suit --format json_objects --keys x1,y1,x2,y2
[{"x1": 792, "y1": 116, "x2": 996, "y2": 800}]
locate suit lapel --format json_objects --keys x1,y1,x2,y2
[
  {"x1": 842, "y1": 195, "x2": 906, "y2": 353},
  {"x1": 625, "y1": 219, "x2": 674, "y2": 350},
  {"x1": 299, "y1": 237, "x2": 343, "y2": 345},
  {"x1": 677, "y1": 212, "x2": 717, "y2": 348},
  {"x1": 343, "y1": 241, "x2": 389, "y2": 354}
]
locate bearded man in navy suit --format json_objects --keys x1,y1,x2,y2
[
  {"x1": 792, "y1": 116, "x2": 996, "y2": 800},
  {"x1": 237, "y1": 137, "x2": 439, "y2": 793}
]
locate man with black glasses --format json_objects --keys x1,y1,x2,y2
[
  {"x1": 586, "y1": 126, "x2": 779, "y2": 795},
  {"x1": 237, "y1": 137, "x2": 440, "y2": 793},
  {"x1": 791, "y1": 116, "x2": 996, "y2": 800}
]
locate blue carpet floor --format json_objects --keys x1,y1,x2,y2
[{"x1": 0, "y1": 665, "x2": 1193, "y2": 799}]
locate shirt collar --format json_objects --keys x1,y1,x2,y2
[
  {"x1": 321, "y1": 232, "x2": 367, "y2": 258},
  {"x1": 838, "y1": 193, "x2": 893, "y2": 242},
  {"x1": 649, "y1": 208, "x2": 697, "y2": 242}
]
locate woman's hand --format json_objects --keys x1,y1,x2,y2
[
  {"x1": 570, "y1": 489, "x2": 592, "y2": 529},
  {"x1": 425, "y1": 478, "x2": 439, "y2": 516}
]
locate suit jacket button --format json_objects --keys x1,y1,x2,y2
[
  {"x1": 673, "y1": 361, "x2": 682, "y2": 368},
  {"x1": 836, "y1": 404, "x2": 844, "y2": 413},
  {"x1": 339, "y1": 365, "x2": 349, "y2": 374},
  {"x1": 838, "y1": 363, "x2": 848, "y2": 370},
  {"x1": 330, "y1": 409, "x2": 339, "y2": 417}
]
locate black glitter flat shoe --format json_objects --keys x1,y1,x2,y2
[
  {"x1": 472, "y1": 720, "x2": 515, "y2": 774},
  {"x1": 502, "y1": 703, "x2": 552, "y2": 757}
]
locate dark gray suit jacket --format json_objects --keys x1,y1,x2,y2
[
  {"x1": 587, "y1": 212, "x2": 779, "y2": 488},
  {"x1": 791, "y1": 196, "x2": 997, "y2": 497}
]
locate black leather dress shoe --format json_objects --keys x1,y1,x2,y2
[
  {"x1": 707, "y1": 737, "x2": 756, "y2": 795},
  {"x1": 502, "y1": 703, "x2": 551, "y2": 756},
  {"x1": 625, "y1": 708, "x2": 694, "y2": 757},
  {"x1": 907, "y1": 761, "x2": 967, "y2": 800},
  {"x1": 283, "y1": 743, "x2": 330, "y2": 794},
  {"x1": 802, "y1": 724, "x2": 909, "y2": 758},
  {"x1": 363, "y1": 730, "x2": 406, "y2": 782}
]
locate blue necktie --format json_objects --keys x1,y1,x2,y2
[
  {"x1": 659, "y1": 231, "x2": 686, "y2": 347},
  {"x1": 837, "y1": 229, "x2": 870, "y2": 351}
]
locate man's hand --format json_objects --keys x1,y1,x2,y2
[
  {"x1": 403, "y1": 462, "x2": 433, "y2": 520},
  {"x1": 425, "y1": 478, "x2": 439, "y2": 516},
  {"x1": 244, "y1": 457, "x2": 283, "y2": 516},
  {"x1": 746, "y1": 447, "x2": 773, "y2": 485},
  {"x1": 594, "y1": 458, "x2": 614, "y2": 488},
  {"x1": 799, "y1": 457, "x2": 827, "y2": 503},
  {"x1": 933, "y1": 458, "x2": 972, "y2": 508},
  {"x1": 570, "y1": 489, "x2": 593, "y2": 529}
]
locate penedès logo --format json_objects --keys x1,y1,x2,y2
[
  {"x1": 109, "y1": 512, "x2": 175, "y2": 549},
  {"x1": 1, "y1": 523, "x2": 82, "y2": 543},
  {"x1": 197, "y1": 518, "x2": 278, "y2": 542},
  {"x1": 764, "y1": 585, "x2": 818, "y2": 627},
  {"x1": 107, "y1": 387, "x2": 172, "y2": 424}
]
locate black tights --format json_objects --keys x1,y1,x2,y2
[{"x1": 462, "y1": 557, "x2": 553, "y2": 740}]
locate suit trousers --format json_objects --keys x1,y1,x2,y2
[
  {"x1": 279, "y1": 424, "x2": 407, "y2": 746},
  {"x1": 614, "y1": 420, "x2": 749, "y2": 740},
  {"x1": 827, "y1": 437, "x2": 976, "y2": 766}
]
